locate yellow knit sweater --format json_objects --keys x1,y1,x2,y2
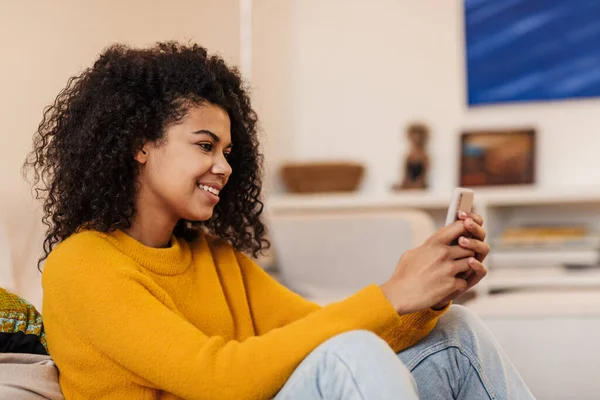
[{"x1": 42, "y1": 229, "x2": 446, "y2": 399}]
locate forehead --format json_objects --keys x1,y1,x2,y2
[{"x1": 184, "y1": 104, "x2": 231, "y2": 139}]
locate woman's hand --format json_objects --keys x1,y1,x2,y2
[
  {"x1": 380, "y1": 212, "x2": 489, "y2": 314},
  {"x1": 431, "y1": 212, "x2": 490, "y2": 309}
]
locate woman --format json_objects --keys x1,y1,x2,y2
[{"x1": 25, "y1": 42, "x2": 534, "y2": 399}]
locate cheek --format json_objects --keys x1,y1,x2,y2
[
  {"x1": 148, "y1": 147, "x2": 214, "y2": 192},
  {"x1": 164, "y1": 158, "x2": 214, "y2": 194},
  {"x1": 195, "y1": 157, "x2": 214, "y2": 175},
  {"x1": 146, "y1": 156, "x2": 188, "y2": 193},
  {"x1": 191, "y1": 156, "x2": 216, "y2": 180}
]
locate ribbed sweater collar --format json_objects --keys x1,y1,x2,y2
[{"x1": 101, "y1": 229, "x2": 193, "y2": 275}]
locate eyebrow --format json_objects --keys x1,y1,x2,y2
[{"x1": 193, "y1": 129, "x2": 233, "y2": 148}]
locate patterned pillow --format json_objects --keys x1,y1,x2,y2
[{"x1": 0, "y1": 287, "x2": 47, "y2": 355}]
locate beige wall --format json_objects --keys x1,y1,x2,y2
[
  {"x1": 254, "y1": 0, "x2": 600, "y2": 194},
  {"x1": 0, "y1": 0, "x2": 240, "y2": 307},
  {"x1": 250, "y1": 0, "x2": 295, "y2": 194}
]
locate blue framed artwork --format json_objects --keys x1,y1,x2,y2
[{"x1": 465, "y1": 0, "x2": 600, "y2": 106}]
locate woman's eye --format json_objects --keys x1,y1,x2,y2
[
  {"x1": 224, "y1": 152, "x2": 231, "y2": 160},
  {"x1": 198, "y1": 143, "x2": 213, "y2": 152}
]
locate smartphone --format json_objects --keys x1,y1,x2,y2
[
  {"x1": 446, "y1": 188, "x2": 475, "y2": 280},
  {"x1": 445, "y1": 187, "x2": 474, "y2": 248}
]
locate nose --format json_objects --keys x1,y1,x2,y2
[{"x1": 211, "y1": 155, "x2": 232, "y2": 178}]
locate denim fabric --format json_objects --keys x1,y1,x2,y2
[{"x1": 275, "y1": 305, "x2": 535, "y2": 400}]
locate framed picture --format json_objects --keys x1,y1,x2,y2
[{"x1": 459, "y1": 129, "x2": 535, "y2": 187}]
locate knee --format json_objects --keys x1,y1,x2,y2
[
  {"x1": 313, "y1": 330, "x2": 405, "y2": 371},
  {"x1": 316, "y1": 330, "x2": 391, "y2": 358},
  {"x1": 314, "y1": 330, "x2": 415, "y2": 386},
  {"x1": 436, "y1": 305, "x2": 492, "y2": 345},
  {"x1": 443, "y1": 305, "x2": 483, "y2": 326},
  {"x1": 289, "y1": 331, "x2": 418, "y2": 399}
]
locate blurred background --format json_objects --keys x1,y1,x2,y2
[{"x1": 2, "y1": 1, "x2": 600, "y2": 398}]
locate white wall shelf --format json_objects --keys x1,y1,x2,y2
[
  {"x1": 267, "y1": 186, "x2": 600, "y2": 296},
  {"x1": 268, "y1": 186, "x2": 600, "y2": 212}
]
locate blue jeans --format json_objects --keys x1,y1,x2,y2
[{"x1": 274, "y1": 305, "x2": 535, "y2": 399}]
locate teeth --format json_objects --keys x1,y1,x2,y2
[{"x1": 198, "y1": 184, "x2": 220, "y2": 196}]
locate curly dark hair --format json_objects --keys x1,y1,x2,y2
[{"x1": 24, "y1": 42, "x2": 269, "y2": 267}]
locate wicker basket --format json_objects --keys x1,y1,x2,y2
[{"x1": 280, "y1": 162, "x2": 365, "y2": 193}]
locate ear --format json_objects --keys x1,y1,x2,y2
[{"x1": 134, "y1": 145, "x2": 149, "y2": 164}]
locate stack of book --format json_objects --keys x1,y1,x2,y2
[{"x1": 488, "y1": 226, "x2": 600, "y2": 269}]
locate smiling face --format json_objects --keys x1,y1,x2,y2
[{"x1": 134, "y1": 103, "x2": 233, "y2": 225}]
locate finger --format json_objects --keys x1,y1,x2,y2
[
  {"x1": 465, "y1": 258, "x2": 488, "y2": 289},
  {"x1": 458, "y1": 236, "x2": 490, "y2": 262},
  {"x1": 448, "y1": 245, "x2": 476, "y2": 260},
  {"x1": 450, "y1": 257, "x2": 472, "y2": 276},
  {"x1": 458, "y1": 211, "x2": 484, "y2": 227},
  {"x1": 458, "y1": 270, "x2": 474, "y2": 281},
  {"x1": 433, "y1": 220, "x2": 468, "y2": 245},
  {"x1": 463, "y1": 218, "x2": 486, "y2": 241},
  {"x1": 452, "y1": 277, "x2": 468, "y2": 293}
]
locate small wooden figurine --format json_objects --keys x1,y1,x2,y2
[{"x1": 393, "y1": 123, "x2": 429, "y2": 190}]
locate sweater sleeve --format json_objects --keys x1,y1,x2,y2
[
  {"x1": 236, "y1": 252, "x2": 448, "y2": 353},
  {"x1": 43, "y1": 257, "x2": 423, "y2": 400}
]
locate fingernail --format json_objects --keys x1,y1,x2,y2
[
  {"x1": 466, "y1": 218, "x2": 473, "y2": 227},
  {"x1": 469, "y1": 257, "x2": 475, "y2": 264},
  {"x1": 460, "y1": 236, "x2": 469, "y2": 245},
  {"x1": 458, "y1": 211, "x2": 467, "y2": 218}
]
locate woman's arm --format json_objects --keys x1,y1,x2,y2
[{"x1": 236, "y1": 252, "x2": 447, "y2": 352}]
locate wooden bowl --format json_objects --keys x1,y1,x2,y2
[{"x1": 280, "y1": 162, "x2": 365, "y2": 193}]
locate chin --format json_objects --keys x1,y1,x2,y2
[{"x1": 185, "y1": 207, "x2": 215, "y2": 222}]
